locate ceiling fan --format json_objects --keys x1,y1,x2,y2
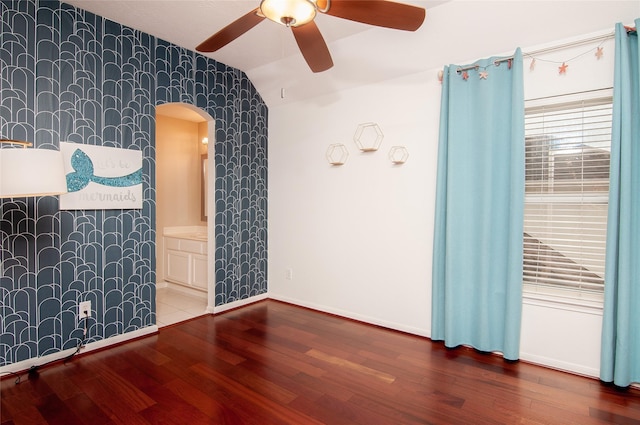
[{"x1": 195, "y1": 0, "x2": 426, "y2": 73}]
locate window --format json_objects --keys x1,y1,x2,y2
[{"x1": 523, "y1": 91, "x2": 612, "y2": 300}]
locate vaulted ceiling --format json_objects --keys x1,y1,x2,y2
[
  {"x1": 63, "y1": 0, "x2": 448, "y2": 105},
  {"x1": 64, "y1": 1, "x2": 639, "y2": 106}
]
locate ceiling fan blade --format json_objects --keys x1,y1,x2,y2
[
  {"x1": 291, "y1": 21, "x2": 334, "y2": 73},
  {"x1": 196, "y1": 8, "x2": 265, "y2": 52},
  {"x1": 320, "y1": 0, "x2": 425, "y2": 31}
]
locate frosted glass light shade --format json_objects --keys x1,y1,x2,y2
[
  {"x1": 0, "y1": 149, "x2": 68, "y2": 198},
  {"x1": 260, "y1": 0, "x2": 316, "y2": 27}
]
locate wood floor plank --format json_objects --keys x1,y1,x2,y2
[
  {"x1": 293, "y1": 371, "x2": 355, "y2": 402},
  {"x1": 239, "y1": 355, "x2": 326, "y2": 402},
  {"x1": 3, "y1": 300, "x2": 640, "y2": 425},
  {"x1": 164, "y1": 377, "x2": 246, "y2": 423},
  {"x1": 306, "y1": 348, "x2": 396, "y2": 384},
  {"x1": 79, "y1": 376, "x2": 153, "y2": 425},
  {"x1": 190, "y1": 362, "x2": 325, "y2": 424},
  {"x1": 246, "y1": 342, "x2": 327, "y2": 378},
  {"x1": 589, "y1": 406, "x2": 640, "y2": 424},
  {"x1": 62, "y1": 393, "x2": 113, "y2": 425},
  {"x1": 139, "y1": 381, "x2": 215, "y2": 424},
  {"x1": 1, "y1": 406, "x2": 48, "y2": 425}
]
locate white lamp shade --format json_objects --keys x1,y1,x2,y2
[{"x1": 0, "y1": 149, "x2": 68, "y2": 198}]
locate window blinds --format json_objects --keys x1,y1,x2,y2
[{"x1": 523, "y1": 96, "x2": 612, "y2": 293}]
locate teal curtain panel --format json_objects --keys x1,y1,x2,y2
[
  {"x1": 432, "y1": 49, "x2": 525, "y2": 360},
  {"x1": 601, "y1": 20, "x2": 640, "y2": 387}
]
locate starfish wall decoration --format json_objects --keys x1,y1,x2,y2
[
  {"x1": 558, "y1": 62, "x2": 569, "y2": 74},
  {"x1": 595, "y1": 47, "x2": 604, "y2": 59}
]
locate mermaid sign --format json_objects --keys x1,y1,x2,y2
[{"x1": 59, "y1": 142, "x2": 143, "y2": 210}]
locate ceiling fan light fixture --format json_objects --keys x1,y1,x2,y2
[{"x1": 260, "y1": 0, "x2": 317, "y2": 27}]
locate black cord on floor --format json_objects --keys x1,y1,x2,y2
[
  {"x1": 1, "y1": 313, "x2": 89, "y2": 385},
  {"x1": 0, "y1": 369, "x2": 27, "y2": 385},
  {"x1": 64, "y1": 313, "x2": 88, "y2": 364}
]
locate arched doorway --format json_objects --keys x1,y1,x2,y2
[{"x1": 155, "y1": 103, "x2": 214, "y2": 326}]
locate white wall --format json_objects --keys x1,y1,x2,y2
[
  {"x1": 269, "y1": 70, "x2": 441, "y2": 335},
  {"x1": 268, "y1": 1, "x2": 639, "y2": 378}
]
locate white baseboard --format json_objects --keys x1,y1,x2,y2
[
  {"x1": 212, "y1": 293, "x2": 269, "y2": 314},
  {"x1": 0, "y1": 326, "x2": 158, "y2": 377},
  {"x1": 268, "y1": 294, "x2": 431, "y2": 338},
  {"x1": 3, "y1": 296, "x2": 623, "y2": 387},
  {"x1": 520, "y1": 351, "x2": 600, "y2": 379},
  {"x1": 1, "y1": 292, "x2": 268, "y2": 374},
  {"x1": 267, "y1": 297, "x2": 608, "y2": 380}
]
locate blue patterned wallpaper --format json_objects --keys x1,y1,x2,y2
[{"x1": 0, "y1": 0, "x2": 268, "y2": 366}]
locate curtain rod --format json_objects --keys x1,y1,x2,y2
[{"x1": 456, "y1": 32, "x2": 615, "y2": 73}]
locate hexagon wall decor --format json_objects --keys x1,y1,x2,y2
[
  {"x1": 353, "y1": 123, "x2": 384, "y2": 152},
  {"x1": 326, "y1": 144, "x2": 349, "y2": 165},
  {"x1": 389, "y1": 146, "x2": 410, "y2": 164}
]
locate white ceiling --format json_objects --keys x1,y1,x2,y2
[
  {"x1": 64, "y1": 1, "x2": 640, "y2": 107},
  {"x1": 64, "y1": 0, "x2": 449, "y2": 105}
]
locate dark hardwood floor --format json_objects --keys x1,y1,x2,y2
[{"x1": 2, "y1": 300, "x2": 640, "y2": 424}]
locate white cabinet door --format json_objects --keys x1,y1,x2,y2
[
  {"x1": 166, "y1": 249, "x2": 190, "y2": 285},
  {"x1": 191, "y1": 254, "x2": 208, "y2": 290}
]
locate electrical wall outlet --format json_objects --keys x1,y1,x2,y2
[
  {"x1": 78, "y1": 301, "x2": 91, "y2": 319},
  {"x1": 286, "y1": 268, "x2": 293, "y2": 280}
]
